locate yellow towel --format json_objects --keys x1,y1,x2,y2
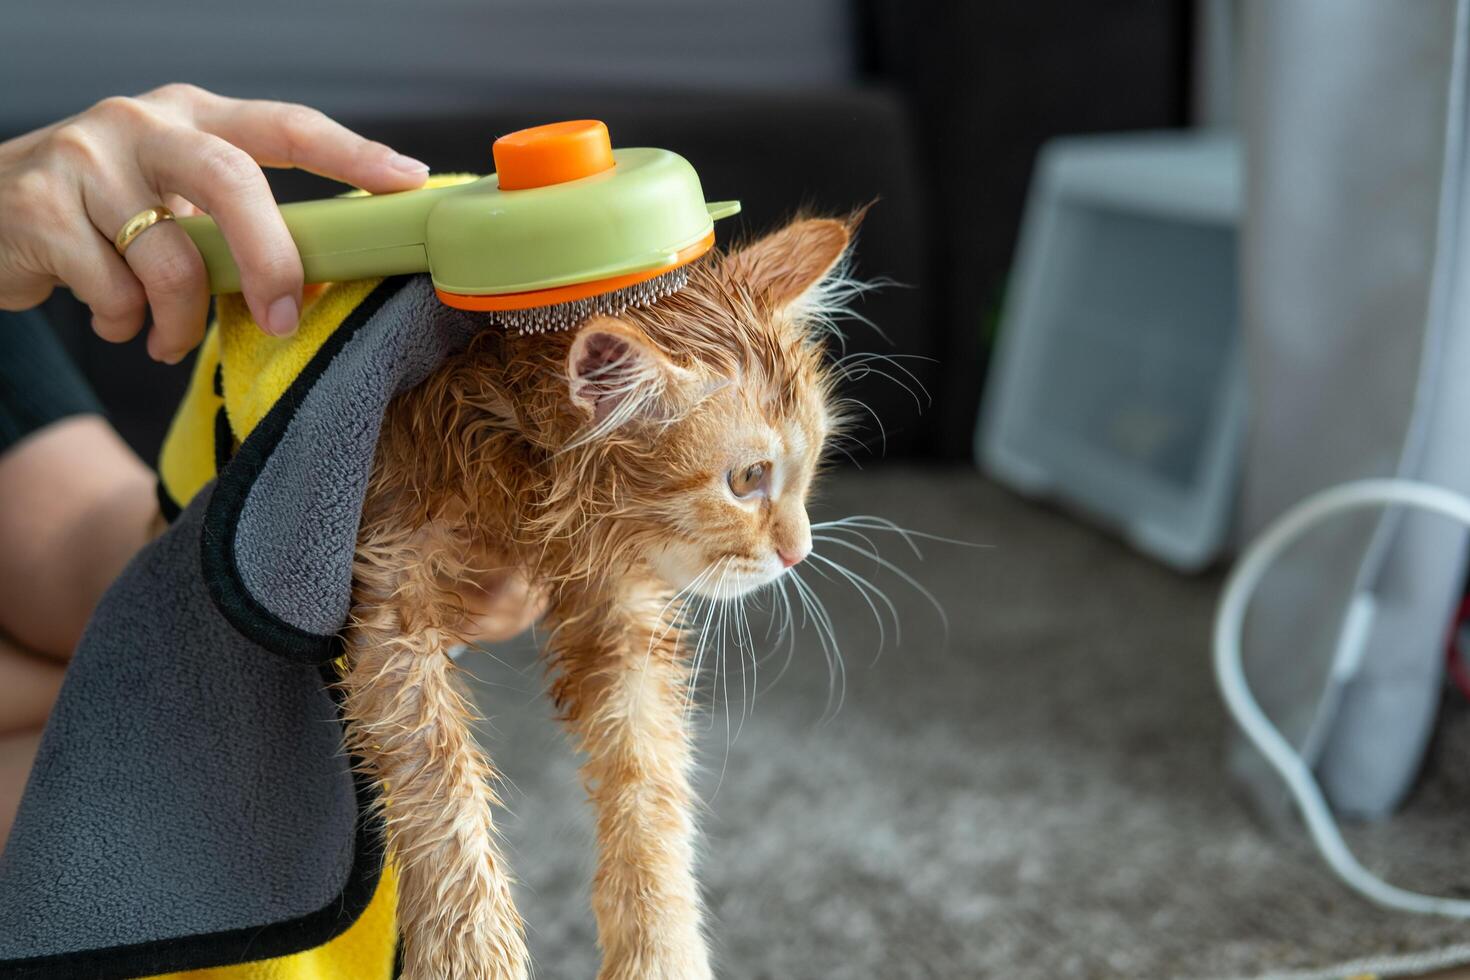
[
  {"x1": 158, "y1": 276, "x2": 383, "y2": 511},
  {"x1": 151, "y1": 273, "x2": 397, "y2": 980},
  {"x1": 150, "y1": 174, "x2": 479, "y2": 979},
  {"x1": 160, "y1": 173, "x2": 479, "y2": 511},
  {"x1": 148, "y1": 863, "x2": 398, "y2": 980}
]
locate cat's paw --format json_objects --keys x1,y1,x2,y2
[
  {"x1": 597, "y1": 930, "x2": 713, "y2": 980},
  {"x1": 597, "y1": 960, "x2": 712, "y2": 980},
  {"x1": 400, "y1": 932, "x2": 531, "y2": 980}
]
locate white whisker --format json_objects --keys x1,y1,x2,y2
[
  {"x1": 811, "y1": 534, "x2": 950, "y2": 639},
  {"x1": 758, "y1": 576, "x2": 800, "y2": 696},
  {"x1": 833, "y1": 396, "x2": 888, "y2": 457},
  {"x1": 831, "y1": 351, "x2": 933, "y2": 411},
  {"x1": 813, "y1": 515, "x2": 986, "y2": 553},
  {"x1": 709, "y1": 563, "x2": 739, "y2": 800},
  {"x1": 806, "y1": 549, "x2": 900, "y2": 653},
  {"x1": 684, "y1": 558, "x2": 731, "y2": 721},
  {"x1": 789, "y1": 568, "x2": 846, "y2": 720},
  {"x1": 716, "y1": 568, "x2": 732, "y2": 735},
  {"x1": 823, "y1": 435, "x2": 866, "y2": 470},
  {"x1": 730, "y1": 587, "x2": 756, "y2": 740}
]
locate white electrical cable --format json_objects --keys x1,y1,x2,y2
[{"x1": 1215, "y1": 477, "x2": 1470, "y2": 917}]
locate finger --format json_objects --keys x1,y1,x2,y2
[
  {"x1": 81, "y1": 172, "x2": 210, "y2": 363},
  {"x1": 119, "y1": 219, "x2": 210, "y2": 364},
  {"x1": 45, "y1": 222, "x2": 148, "y2": 344},
  {"x1": 162, "y1": 193, "x2": 201, "y2": 218},
  {"x1": 139, "y1": 126, "x2": 301, "y2": 337},
  {"x1": 195, "y1": 97, "x2": 428, "y2": 194}
]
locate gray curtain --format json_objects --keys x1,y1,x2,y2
[{"x1": 1236, "y1": 0, "x2": 1467, "y2": 819}]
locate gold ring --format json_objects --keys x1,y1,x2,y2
[{"x1": 113, "y1": 205, "x2": 175, "y2": 256}]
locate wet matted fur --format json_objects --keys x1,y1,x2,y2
[{"x1": 341, "y1": 217, "x2": 862, "y2": 980}]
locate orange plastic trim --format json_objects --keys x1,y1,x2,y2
[
  {"x1": 435, "y1": 230, "x2": 715, "y2": 312},
  {"x1": 493, "y1": 120, "x2": 616, "y2": 191}
]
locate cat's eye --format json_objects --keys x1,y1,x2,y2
[{"x1": 727, "y1": 461, "x2": 770, "y2": 498}]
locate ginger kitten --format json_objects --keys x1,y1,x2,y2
[{"x1": 342, "y1": 217, "x2": 856, "y2": 980}]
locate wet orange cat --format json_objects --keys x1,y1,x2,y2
[{"x1": 342, "y1": 217, "x2": 856, "y2": 980}]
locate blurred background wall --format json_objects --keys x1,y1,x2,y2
[
  {"x1": 0, "y1": 0, "x2": 860, "y2": 128},
  {"x1": 0, "y1": 0, "x2": 1194, "y2": 463},
  {"x1": 18, "y1": 5, "x2": 1470, "y2": 976}
]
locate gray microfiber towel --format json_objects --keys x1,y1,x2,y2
[{"x1": 0, "y1": 275, "x2": 484, "y2": 978}]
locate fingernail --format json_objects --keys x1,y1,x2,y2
[
  {"x1": 266, "y1": 295, "x2": 299, "y2": 336},
  {"x1": 387, "y1": 152, "x2": 430, "y2": 175},
  {"x1": 145, "y1": 331, "x2": 178, "y2": 364}
]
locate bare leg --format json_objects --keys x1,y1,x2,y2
[
  {"x1": 0, "y1": 415, "x2": 158, "y2": 660},
  {"x1": 551, "y1": 603, "x2": 712, "y2": 980},
  {"x1": 0, "y1": 730, "x2": 43, "y2": 854},
  {"x1": 0, "y1": 632, "x2": 66, "y2": 848},
  {"x1": 0, "y1": 413, "x2": 161, "y2": 858},
  {"x1": 0, "y1": 633, "x2": 65, "y2": 735}
]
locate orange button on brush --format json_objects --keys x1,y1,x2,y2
[{"x1": 493, "y1": 120, "x2": 616, "y2": 190}]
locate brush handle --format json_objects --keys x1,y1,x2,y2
[
  {"x1": 174, "y1": 150, "x2": 738, "y2": 299},
  {"x1": 176, "y1": 183, "x2": 467, "y2": 294}
]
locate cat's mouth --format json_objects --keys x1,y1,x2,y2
[{"x1": 654, "y1": 547, "x2": 786, "y2": 599}]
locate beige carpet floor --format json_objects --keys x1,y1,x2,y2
[{"x1": 460, "y1": 468, "x2": 1470, "y2": 979}]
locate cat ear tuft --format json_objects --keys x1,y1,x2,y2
[
  {"x1": 722, "y1": 217, "x2": 853, "y2": 312},
  {"x1": 567, "y1": 317, "x2": 682, "y2": 426}
]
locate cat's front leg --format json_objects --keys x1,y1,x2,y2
[
  {"x1": 551, "y1": 606, "x2": 713, "y2": 980},
  {"x1": 342, "y1": 610, "x2": 530, "y2": 980}
]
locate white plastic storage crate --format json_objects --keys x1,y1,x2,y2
[{"x1": 977, "y1": 132, "x2": 1244, "y2": 571}]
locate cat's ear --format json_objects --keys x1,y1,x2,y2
[
  {"x1": 567, "y1": 316, "x2": 690, "y2": 425},
  {"x1": 721, "y1": 217, "x2": 852, "y2": 312}
]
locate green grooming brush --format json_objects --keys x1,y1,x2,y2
[{"x1": 176, "y1": 119, "x2": 740, "y2": 332}]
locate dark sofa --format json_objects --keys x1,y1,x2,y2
[
  {"x1": 39, "y1": 87, "x2": 936, "y2": 465},
  {"x1": 24, "y1": 2, "x2": 1192, "y2": 465}
]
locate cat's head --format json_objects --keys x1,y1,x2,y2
[{"x1": 558, "y1": 217, "x2": 856, "y2": 599}]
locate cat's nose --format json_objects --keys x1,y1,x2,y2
[{"x1": 778, "y1": 544, "x2": 809, "y2": 568}]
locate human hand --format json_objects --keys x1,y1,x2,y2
[
  {"x1": 0, "y1": 84, "x2": 430, "y2": 363},
  {"x1": 459, "y1": 568, "x2": 550, "y2": 646}
]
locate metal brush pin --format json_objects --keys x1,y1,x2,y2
[{"x1": 492, "y1": 266, "x2": 692, "y2": 335}]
